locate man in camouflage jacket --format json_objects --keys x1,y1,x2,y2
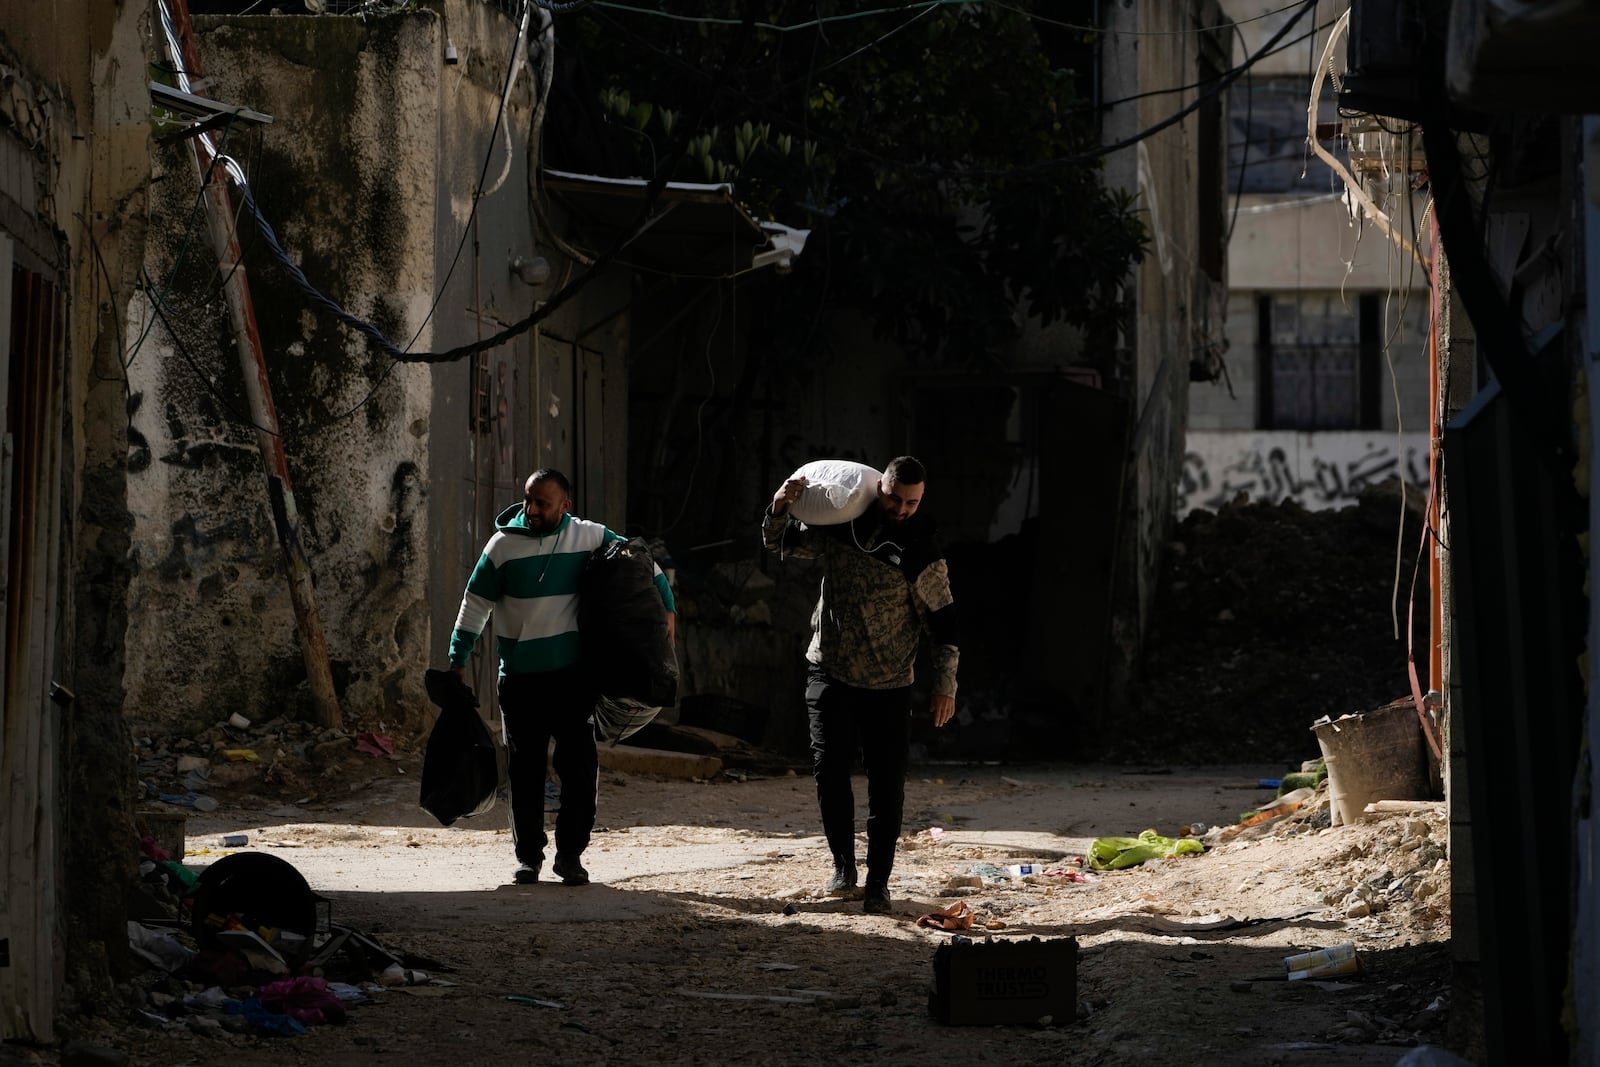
[{"x1": 762, "y1": 455, "x2": 958, "y2": 914}]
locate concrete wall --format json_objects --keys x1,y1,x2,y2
[
  {"x1": 1180, "y1": 429, "x2": 1430, "y2": 515},
  {"x1": 127, "y1": 3, "x2": 544, "y2": 735},
  {"x1": 1098, "y1": 0, "x2": 1232, "y2": 711}
]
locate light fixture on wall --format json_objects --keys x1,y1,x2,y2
[
  {"x1": 444, "y1": 38, "x2": 459, "y2": 65},
  {"x1": 511, "y1": 254, "x2": 551, "y2": 286}
]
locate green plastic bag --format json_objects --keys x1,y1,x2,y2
[{"x1": 1087, "y1": 829, "x2": 1204, "y2": 870}]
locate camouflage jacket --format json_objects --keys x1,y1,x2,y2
[{"x1": 762, "y1": 505, "x2": 959, "y2": 696}]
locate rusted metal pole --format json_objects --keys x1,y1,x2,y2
[{"x1": 162, "y1": 0, "x2": 342, "y2": 730}]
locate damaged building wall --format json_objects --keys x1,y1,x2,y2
[
  {"x1": 126, "y1": 2, "x2": 535, "y2": 736},
  {"x1": 0, "y1": 0, "x2": 150, "y2": 1040}
]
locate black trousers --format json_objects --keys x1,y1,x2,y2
[
  {"x1": 498, "y1": 667, "x2": 598, "y2": 866},
  {"x1": 805, "y1": 666, "x2": 911, "y2": 886}
]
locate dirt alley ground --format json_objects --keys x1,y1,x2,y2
[{"x1": 75, "y1": 749, "x2": 1452, "y2": 1067}]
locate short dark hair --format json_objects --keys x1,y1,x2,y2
[
  {"x1": 883, "y1": 456, "x2": 926, "y2": 485},
  {"x1": 527, "y1": 468, "x2": 572, "y2": 497}
]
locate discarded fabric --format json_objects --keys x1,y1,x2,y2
[{"x1": 1087, "y1": 829, "x2": 1204, "y2": 870}]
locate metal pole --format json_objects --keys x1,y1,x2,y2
[{"x1": 163, "y1": 0, "x2": 342, "y2": 730}]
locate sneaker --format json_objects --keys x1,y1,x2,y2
[
  {"x1": 863, "y1": 884, "x2": 891, "y2": 915},
  {"x1": 824, "y1": 863, "x2": 858, "y2": 897},
  {"x1": 513, "y1": 863, "x2": 541, "y2": 885},
  {"x1": 552, "y1": 854, "x2": 590, "y2": 886}
]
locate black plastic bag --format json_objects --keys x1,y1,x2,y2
[
  {"x1": 419, "y1": 668, "x2": 499, "y2": 826},
  {"x1": 578, "y1": 538, "x2": 678, "y2": 711}
]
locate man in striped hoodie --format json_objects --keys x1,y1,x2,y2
[{"x1": 449, "y1": 469, "x2": 676, "y2": 886}]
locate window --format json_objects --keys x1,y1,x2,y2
[
  {"x1": 1230, "y1": 76, "x2": 1341, "y2": 197},
  {"x1": 1257, "y1": 293, "x2": 1382, "y2": 430}
]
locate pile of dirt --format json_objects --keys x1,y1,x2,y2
[{"x1": 1123, "y1": 483, "x2": 1431, "y2": 767}]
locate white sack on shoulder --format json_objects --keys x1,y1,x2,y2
[{"x1": 788, "y1": 459, "x2": 882, "y2": 525}]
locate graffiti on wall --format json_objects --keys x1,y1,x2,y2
[{"x1": 1179, "y1": 431, "x2": 1429, "y2": 514}]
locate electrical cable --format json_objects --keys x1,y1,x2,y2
[
  {"x1": 1225, "y1": 19, "x2": 1252, "y2": 245},
  {"x1": 228, "y1": 8, "x2": 757, "y2": 371},
  {"x1": 142, "y1": 265, "x2": 282, "y2": 439},
  {"x1": 124, "y1": 116, "x2": 241, "y2": 372},
  {"x1": 76, "y1": 213, "x2": 130, "y2": 386},
  {"x1": 481, "y1": 0, "x2": 534, "y2": 200},
  {"x1": 529, "y1": 9, "x2": 599, "y2": 266},
  {"x1": 590, "y1": 0, "x2": 969, "y2": 33},
  {"x1": 142, "y1": 0, "x2": 528, "y2": 434},
  {"x1": 400, "y1": 0, "x2": 532, "y2": 354},
  {"x1": 808, "y1": 2, "x2": 942, "y2": 80},
  {"x1": 656, "y1": 283, "x2": 723, "y2": 538},
  {"x1": 767, "y1": 0, "x2": 1326, "y2": 176},
  {"x1": 179, "y1": 1, "x2": 1319, "y2": 380},
  {"x1": 1008, "y1": 0, "x2": 1319, "y2": 173},
  {"x1": 1010, "y1": 0, "x2": 1320, "y2": 36},
  {"x1": 587, "y1": 3, "x2": 1340, "y2": 169}
]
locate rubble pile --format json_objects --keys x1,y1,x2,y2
[
  {"x1": 135, "y1": 717, "x2": 404, "y2": 810},
  {"x1": 1128, "y1": 483, "x2": 1430, "y2": 765}
]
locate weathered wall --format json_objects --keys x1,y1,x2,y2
[
  {"x1": 127, "y1": 4, "x2": 535, "y2": 736},
  {"x1": 0, "y1": 0, "x2": 150, "y2": 1039},
  {"x1": 1180, "y1": 429, "x2": 1430, "y2": 514},
  {"x1": 1095, "y1": 0, "x2": 1231, "y2": 721}
]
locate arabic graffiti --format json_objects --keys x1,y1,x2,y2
[{"x1": 1179, "y1": 432, "x2": 1429, "y2": 514}]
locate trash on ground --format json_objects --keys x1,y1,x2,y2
[
  {"x1": 1238, "y1": 786, "x2": 1318, "y2": 826},
  {"x1": 507, "y1": 995, "x2": 566, "y2": 1009},
  {"x1": 1285, "y1": 942, "x2": 1362, "y2": 981},
  {"x1": 963, "y1": 862, "x2": 1009, "y2": 885},
  {"x1": 1021, "y1": 869, "x2": 1097, "y2": 885},
  {"x1": 1087, "y1": 829, "x2": 1205, "y2": 870},
  {"x1": 354, "y1": 732, "x2": 395, "y2": 757},
  {"x1": 916, "y1": 901, "x2": 976, "y2": 931},
  {"x1": 259, "y1": 976, "x2": 348, "y2": 1025},
  {"x1": 127, "y1": 921, "x2": 197, "y2": 972}
]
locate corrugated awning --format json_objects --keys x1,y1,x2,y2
[{"x1": 542, "y1": 168, "x2": 769, "y2": 277}]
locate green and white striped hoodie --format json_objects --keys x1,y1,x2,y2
[{"x1": 448, "y1": 504, "x2": 675, "y2": 676}]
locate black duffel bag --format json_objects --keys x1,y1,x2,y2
[{"x1": 579, "y1": 538, "x2": 678, "y2": 740}]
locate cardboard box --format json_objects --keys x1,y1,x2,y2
[
  {"x1": 135, "y1": 808, "x2": 187, "y2": 860},
  {"x1": 929, "y1": 936, "x2": 1078, "y2": 1026}
]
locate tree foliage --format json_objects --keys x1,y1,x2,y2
[{"x1": 552, "y1": 0, "x2": 1146, "y2": 366}]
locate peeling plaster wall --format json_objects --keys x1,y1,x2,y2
[
  {"x1": 127, "y1": 5, "x2": 531, "y2": 735},
  {"x1": 1, "y1": 0, "x2": 150, "y2": 1035}
]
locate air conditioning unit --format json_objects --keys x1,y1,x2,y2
[
  {"x1": 1447, "y1": 0, "x2": 1600, "y2": 112},
  {"x1": 1341, "y1": 0, "x2": 1450, "y2": 123}
]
